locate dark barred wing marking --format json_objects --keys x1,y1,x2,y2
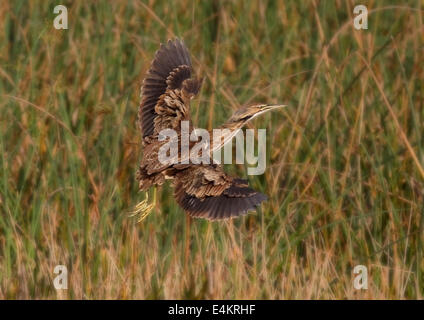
[{"x1": 174, "y1": 166, "x2": 267, "y2": 220}]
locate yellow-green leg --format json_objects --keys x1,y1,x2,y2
[{"x1": 129, "y1": 187, "x2": 156, "y2": 223}]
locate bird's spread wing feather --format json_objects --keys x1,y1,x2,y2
[
  {"x1": 174, "y1": 165, "x2": 267, "y2": 220},
  {"x1": 139, "y1": 39, "x2": 201, "y2": 138}
]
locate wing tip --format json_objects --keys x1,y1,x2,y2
[
  {"x1": 139, "y1": 37, "x2": 193, "y2": 138},
  {"x1": 177, "y1": 190, "x2": 268, "y2": 221}
]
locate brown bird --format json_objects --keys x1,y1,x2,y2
[{"x1": 136, "y1": 39, "x2": 285, "y2": 220}]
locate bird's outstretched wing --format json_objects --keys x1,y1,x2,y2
[
  {"x1": 139, "y1": 39, "x2": 202, "y2": 139},
  {"x1": 174, "y1": 165, "x2": 267, "y2": 220}
]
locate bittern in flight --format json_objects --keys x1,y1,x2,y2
[{"x1": 136, "y1": 39, "x2": 285, "y2": 220}]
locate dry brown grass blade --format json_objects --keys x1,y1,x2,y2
[
  {"x1": 3, "y1": 94, "x2": 100, "y2": 197},
  {"x1": 357, "y1": 54, "x2": 424, "y2": 180}
]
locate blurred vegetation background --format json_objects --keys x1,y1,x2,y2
[{"x1": 0, "y1": 0, "x2": 423, "y2": 299}]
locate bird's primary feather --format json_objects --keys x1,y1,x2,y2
[{"x1": 139, "y1": 39, "x2": 195, "y2": 138}]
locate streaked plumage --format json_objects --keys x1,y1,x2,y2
[{"x1": 137, "y1": 39, "x2": 284, "y2": 220}]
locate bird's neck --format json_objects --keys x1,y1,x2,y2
[{"x1": 209, "y1": 121, "x2": 245, "y2": 152}]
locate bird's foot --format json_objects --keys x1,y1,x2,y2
[{"x1": 129, "y1": 193, "x2": 155, "y2": 223}]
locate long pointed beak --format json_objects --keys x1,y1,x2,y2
[
  {"x1": 257, "y1": 104, "x2": 287, "y2": 115},
  {"x1": 264, "y1": 104, "x2": 287, "y2": 110},
  {"x1": 248, "y1": 104, "x2": 287, "y2": 120}
]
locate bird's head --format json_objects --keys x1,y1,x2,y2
[{"x1": 228, "y1": 104, "x2": 287, "y2": 125}]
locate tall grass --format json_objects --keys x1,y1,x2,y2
[{"x1": 0, "y1": 0, "x2": 423, "y2": 299}]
